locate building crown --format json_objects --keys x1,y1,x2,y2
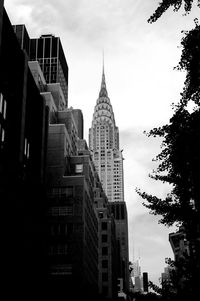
[{"x1": 91, "y1": 61, "x2": 116, "y2": 126}]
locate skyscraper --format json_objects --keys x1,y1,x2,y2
[
  {"x1": 30, "y1": 33, "x2": 69, "y2": 107},
  {"x1": 89, "y1": 64, "x2": 124, "y2": 203},
  {"x1": 89, "y1": 63, "x2": 129, "y2": 293},
  {"x1": 13, "y1": 26, "x2": 69, "y2": 107}
]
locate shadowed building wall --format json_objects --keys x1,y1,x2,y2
[{"x1": 0, "y1": 6, "x2": 48, "y2": 296}]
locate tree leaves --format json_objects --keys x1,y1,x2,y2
[
  {"x1": 176, "y1": 24, "x2": 200, "y2": 106},
  {"x1": 137, "y1": 107, "x2": 200, "y2": 226},
  {"x1": 148, "y1": 0, "x2": 199, "y2": 23}
]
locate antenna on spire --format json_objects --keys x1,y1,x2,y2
[
  {"x1": 99, "y1": 49, "x2": 108, "y2": 97},
  {"x1": 102, "y1": 49, "x2": 105, "y2": 75}
]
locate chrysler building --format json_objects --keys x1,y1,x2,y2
[
  {"x1": 89, "y1": 63, "x2": 129, "y2": 292},
  {"x1": 89, "y1": 64, "x2": 124, "y2": 203}
]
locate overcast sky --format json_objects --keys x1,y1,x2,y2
[{"x1": 5, "y1": 0, "x2": 200, "y2": 285}]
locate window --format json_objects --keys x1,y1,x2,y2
[
  {"x1": 75, "y1": 164, "x2": 83, "y2": 173},
  {"x1": 48, "y1": 244, "x2": 68, "y2": 256},
  {"x1": 0, "y1": 93, "x2": 3, "y2": 113},
  {"x1": 102, "y1": 222, "x2": 107, "y2": 230},
  {"x1": 98, "y1": 211, "x2": 104, "y2": 219},
  {"x1": 102, "y1": 272, "x2": 108, "y2": 282},
  {"x1": 50, "y1": 264, "x2": 72, "y2": 276},
  {"x1": 102, "y1": 247, "x2": 108, "y2": 256},
  {"x1": 1, "y1": 128, "x2": 5, "y2": 143},
  {"x1": 0, "y1": 93, "x2": 7, "y2": 119},
  {"x1": 102, "y1": 234, "x2": 108, "y2": 243},
  {"x1": 65, "y1": 223, "x2": 73, "y2": 235},
  {"x1": 24, "y1": 138, "x2": 30, "y2": 158},
  {"x1": 102, "y1": 285, "x2": 108, "y2": 295},
  {"x1": 49, "y1": 205, "x2": 73, "y2": 216},
  {"x1": 102, "y1": 260, "x2": 108, "y2": 268},
  {"x1": 57, "y1": 244, "x2": 68, "y2": 255},
  {"x1": 66, "y1": 186, "x2": 73, "y2": 197}
]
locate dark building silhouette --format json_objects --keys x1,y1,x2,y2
[
  {"x1": 13, "y1": 23, "x2": 30, "y2": 57},
  {"x1": 0, "y1": 4, "x2": 48, "y2": 297},
  {"x1": 108, "y1": 201, "x2": 129, "y2": 292},
  {"x1": 143, "y1": 272, "x2": 149, "y2": 292},
  {"x1": 94, "y1": 180, "x2": 118, "y2": 299},
  {"x1": 1, "y1": 4, "x2": 124, "y2": 299}
]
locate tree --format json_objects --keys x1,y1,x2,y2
[
  {"x1": 148, "y1": 0, "x2": 200, "y2": 24},
  {"x1": 136, "y1": 0, "x2": 200, "y2": 230},
  {"x1": 136, "y1": 1, "x2": 200, "y2": 299},
  {"x1": 136, "y1": 107, "x2": 200, "y2": 227}
]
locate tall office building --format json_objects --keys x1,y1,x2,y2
[
  {"x1": 13, "y1": 26, "x2": 68, "y2": 107},
  {"x1": 30, "y1": 33, "x2": 69, "y2": 107},
  {"x1": 89, "y1": 63, "x2": 129, "y2": 293},
  {"x1": 89, "y1": 64, "x2": 124, "y2": 203}
]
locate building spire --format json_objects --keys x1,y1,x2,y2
[{"x1": 99, "y1": 51, "x2": 108, "y2": 98}]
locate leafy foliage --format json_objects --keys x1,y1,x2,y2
[
  {"x1": 176, "y1": 23, "x2": 200, "y2": 105},
  {"x1": 136, "y1": 1, "x2": 200, "y2": 299},
  {"x1": 136, "y1": 1, "x2": 200, "y2": 228},
  {"x1": 148, "y1": 0, "x2": 200, "y2": 23},
  {"x1": 136, "y1": 107, "x2": 200, "y2": 227}
]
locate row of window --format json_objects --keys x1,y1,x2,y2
[
  {"x1": 48, "y1": 244, "x2": 68, "y2": 256},
  {"x1": 48, "y1": 205, "x2": 73, "y2": 216},
  {"x1": 50, "y1": 264, "x2": 72, "y2": 276},
  {"x1": 37, "y1": 57, "x2": 58, "y2": 64},
  {"x1": 42, "y1": 65, "x2": 58, "y2": 72},
  {"x1": 48, "y1": 186, "x2": 73, "y2": 198},
  {"x1": 50, "y1": 223, "x2": 73, "y2": 236},
  {"x1": 44, "y1": 73, "x2": 57, "y2": 83}
]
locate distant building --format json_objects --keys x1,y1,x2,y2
[
  {"x1": 161, "y1": 265, "x2": 172, "y2": 286},
  {"x1": 131, "y1": 259, "x2": 143, "y2": 292},
  {"x1": 143, "y1": 272, "x2": 149, "y2": 292}
]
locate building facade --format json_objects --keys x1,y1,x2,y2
[
  {"x1": 0, "y1": 5, "x2": 48, "y2": 297},
  {"x1": 89, "y1": 66, "x2": 124, "y2": 202},
  {"x1": 13, "y1": 25, "x2": 69, "y2": 107},
  {"x1": 94, "y1": 179, "x2": 118, "y2": 299},
  {"x1": 30, "y1": 34, "x2": 69, "y2": 106},
  {"x1": 89, "y1": 64, "x2": 129, "y2": 293},
  {"x1": 2, "y1": 4, "x2": 126, "y2": 298}
]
